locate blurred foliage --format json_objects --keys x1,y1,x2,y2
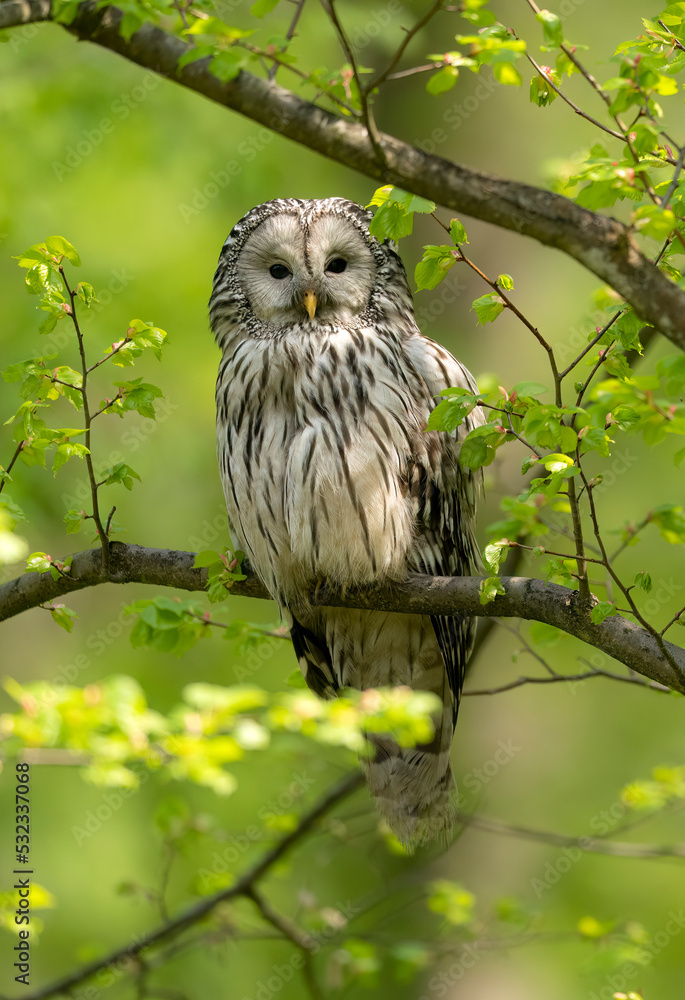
[{"x1": 1, "y1": 0, "x2": 685, "y2": 998}]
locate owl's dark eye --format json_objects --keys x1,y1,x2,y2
[
  {"x1": 326, "y1": 258, "x2": 347, "y2": 274},
  {"x1": 269, "y1": 263, "x2": 291, "y2": 280}
]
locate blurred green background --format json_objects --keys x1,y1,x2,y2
[{"x1": 1, "y1": 1, "x2": 684, "y2": 997}]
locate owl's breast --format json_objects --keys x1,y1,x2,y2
[{"x1": 217, "y1": 326, "x2": 433, "y2": 601}]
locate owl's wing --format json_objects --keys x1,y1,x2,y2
[{"x1": 403, "y1": 334, "x2": 485, "y2": 721}]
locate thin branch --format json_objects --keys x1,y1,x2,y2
[
  {"x1": 524, "y1": 52, "x2": 624, "y2": 142},
  {"x1": 1, "y1": 543, "x2": 684, "y2": 693},
  {"x1": 60, "y1": 267, "x2": 110, "y2": 575},
  {"x1": 2, "y1": 2, "x2": 685, "y2": 347},
  {"x1": 449, "y1": 239, "x2": 561, "y2": 390},
  {"x1": 7, "y1": 770, "x2": 364, "y2": 1000},
  {"x1": 267, "y1": 0, "x2": 307, "y2": 82},
  {"x1": 456, "y1": 810, "x2": 685, "y2": 859},
  {"x1": 0, "y1": 439, "x2": 25, "y2": 496},
  {"x1": 491, "y1": 617, "x2": 558, "y2": 676},
  {"x1": 464, "y1": 666, "x2": 672, "y2": 696},
  {"x1": 246, "y1": 889, "x2": 324, "y2": 1000},
  {"x1": 323, "y1": 0, "x2": 385, "y2": 165},
  {"x1": 558, "y1": 310, "x2": 623, "y2": 380},
  {"x1": 365, "y1": 0, "x2": 445, "y2": 92}
]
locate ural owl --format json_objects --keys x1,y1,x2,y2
[{"x1": 210, "y1": 198, "x2": 483, "y2": 846}]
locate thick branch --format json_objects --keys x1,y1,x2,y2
[
  {"x1": 3, "y1": 0, "x2": 685, "y2": 346},
  {"x1": 1, "y1": 542, "x2": 683, "y2": 693}
]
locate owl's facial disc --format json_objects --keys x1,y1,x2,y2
[{"x1": 236, "y1": 211, "x2": 377, "y2": 327}]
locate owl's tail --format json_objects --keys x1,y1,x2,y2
[{"x1": 360, "y1": 697, "x2": 457, "y2": 849}]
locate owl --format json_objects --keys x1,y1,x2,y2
[{"x1": 210, "y1": 197, "x2": 483, "y2": 847}]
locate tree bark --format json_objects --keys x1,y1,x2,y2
[
  {"x1": 2, "y1": 0, "x2": 685, "y2": 347},
  {"x1": 1, "y1": 541, "x2": 683, "y2": 693}
]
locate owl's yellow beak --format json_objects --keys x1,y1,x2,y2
[{"x1": 303, "y1": 290, "x2": 317, "y2": 320}]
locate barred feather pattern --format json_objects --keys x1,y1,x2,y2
[{"x1": 210, "y1": 198, "x2": 484, "y2": 847}]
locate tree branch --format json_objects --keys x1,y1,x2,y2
[
  {"x1": 2, "y1": 0, "x2": 685, "y2": 346},
  {"x1": 456, "y1": 810, "x2": 685, "y2": 859},
  {"x1": 1, "y1": 769, "x2": 364, "y2": 1000},
  {"x1": 1, "y1": 542, "x2": 683, "y2": 693}
]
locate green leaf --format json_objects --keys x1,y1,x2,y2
[
  {"x1": 64, "y1": 509, "x2": 86, "y2": 535},
  {"x1": 497, "y1": 273, "x2": 514, "y2": 290},
  {"x1": 414, "y1": 245, "x2": 457, "y2": 291},
  {"x1": 472, "y1": 293, "x2": 505, "y2": 325},
  {"x1": 536, "y1": 9, "x2": 563, "y2": 46},
  {"x1": 530, "y1": 70, "x2": 560, "y2": 106},
  {"x1": 649, "y1": 504, "x2": 685, "y2": 544},
  {"x1": 251, "y1": 0, "x2": 280, "y2": 15},
  {"x1": 427, "y1": 389, "x2": 479, "y2": 432},
  {"x1": 427, "y1": 881, "x2": 476, "y2": 925},
  {"x1": 52, "y1": 0, "x2": 80, "y2": 24},
  {"x1": 426, "y1": 65, "x2": 459, "y2": 95},
  {"x1": 119, "y1": 10, "x2": 144, "y2": 42},
  {"x1": 590, "y1": 601, "x2": 616, "y2": 625},
  {"x1": 449, "y1": 219, "x2": 468, "y2": 245},
  {"x1": 210, "y1": 49, "x2": 251, "y2": 83},
  {"x1": 50, "y1": 605, "x2": 78, "y2": 632},
  {"x1": 75, "y1": 282, "x2": 96, "y2": 307},
  {"x1": 369, "y1": 201, "x2": 414, "y2": 241},
  {"x1": 632, "y1": 205, "x2": 676, "y2": 240},
  {"x1": 194, "y1": 549, "x2": 223, "y2": 569},
  {"x1": 368, "y1": 187, "x2": 435, "y2": 243},
  {"x1": 185, "y1": 18, "x2": 253, "y2": 38},
  {"x1": 26, "y1": 551, "x2": 52, "y2": 573},
  {"x1": 45, "y1": 235, "x2": 80, "y2": 266},
  {"x1": 543, "y1": 453, "x2": 574, "y2": 474},
  {"x1": 102, "y1": 462, "x2": 141, "y2": 490},
  {"x1": 483, "y1": 538, "x2": 510, "y2": 573},
  {"x1": 633, "y1": 571, "x2": 652, "y2": 592},
  {"x1": 52, "y1": 441, "x2": 89, "y2": 474},
  {"x1": 480, "y1": 575, "x2": 506, "y2": 605},
  {"x1": 493, "y1": 61, "x2": 522, "y2": 86}
]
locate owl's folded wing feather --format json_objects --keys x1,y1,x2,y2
[{"x1": 404, "y1": 334, "x2": 485, "y2": 719}]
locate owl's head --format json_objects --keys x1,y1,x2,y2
[{"x1": 210, "y1": 198, "x2": 412, "y2": 344}]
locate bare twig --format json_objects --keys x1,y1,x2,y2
[
  {"x1": 365, "y1": 0, "x2": 445, "y2": 92},
  {"x1": 268, "y1": 0, "x2": 307, "y2": 81},
  {"x1": 456, "y1": 810, "x2": 685, "y2": 859},
  {"x1": 0, "y1": 439, "x2": 25, "y2": 496}
]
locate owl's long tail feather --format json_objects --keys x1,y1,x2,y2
[
  {"x1": 361, "y1": 694, "x2": 457, "y2": 849},
  {"x1": 289, "y1": 607, "x2": 460, "y2": 848}
]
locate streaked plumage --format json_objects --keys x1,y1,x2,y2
[{"x1": 210, "y1": 198, "x2": 483, "y2": 846}]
